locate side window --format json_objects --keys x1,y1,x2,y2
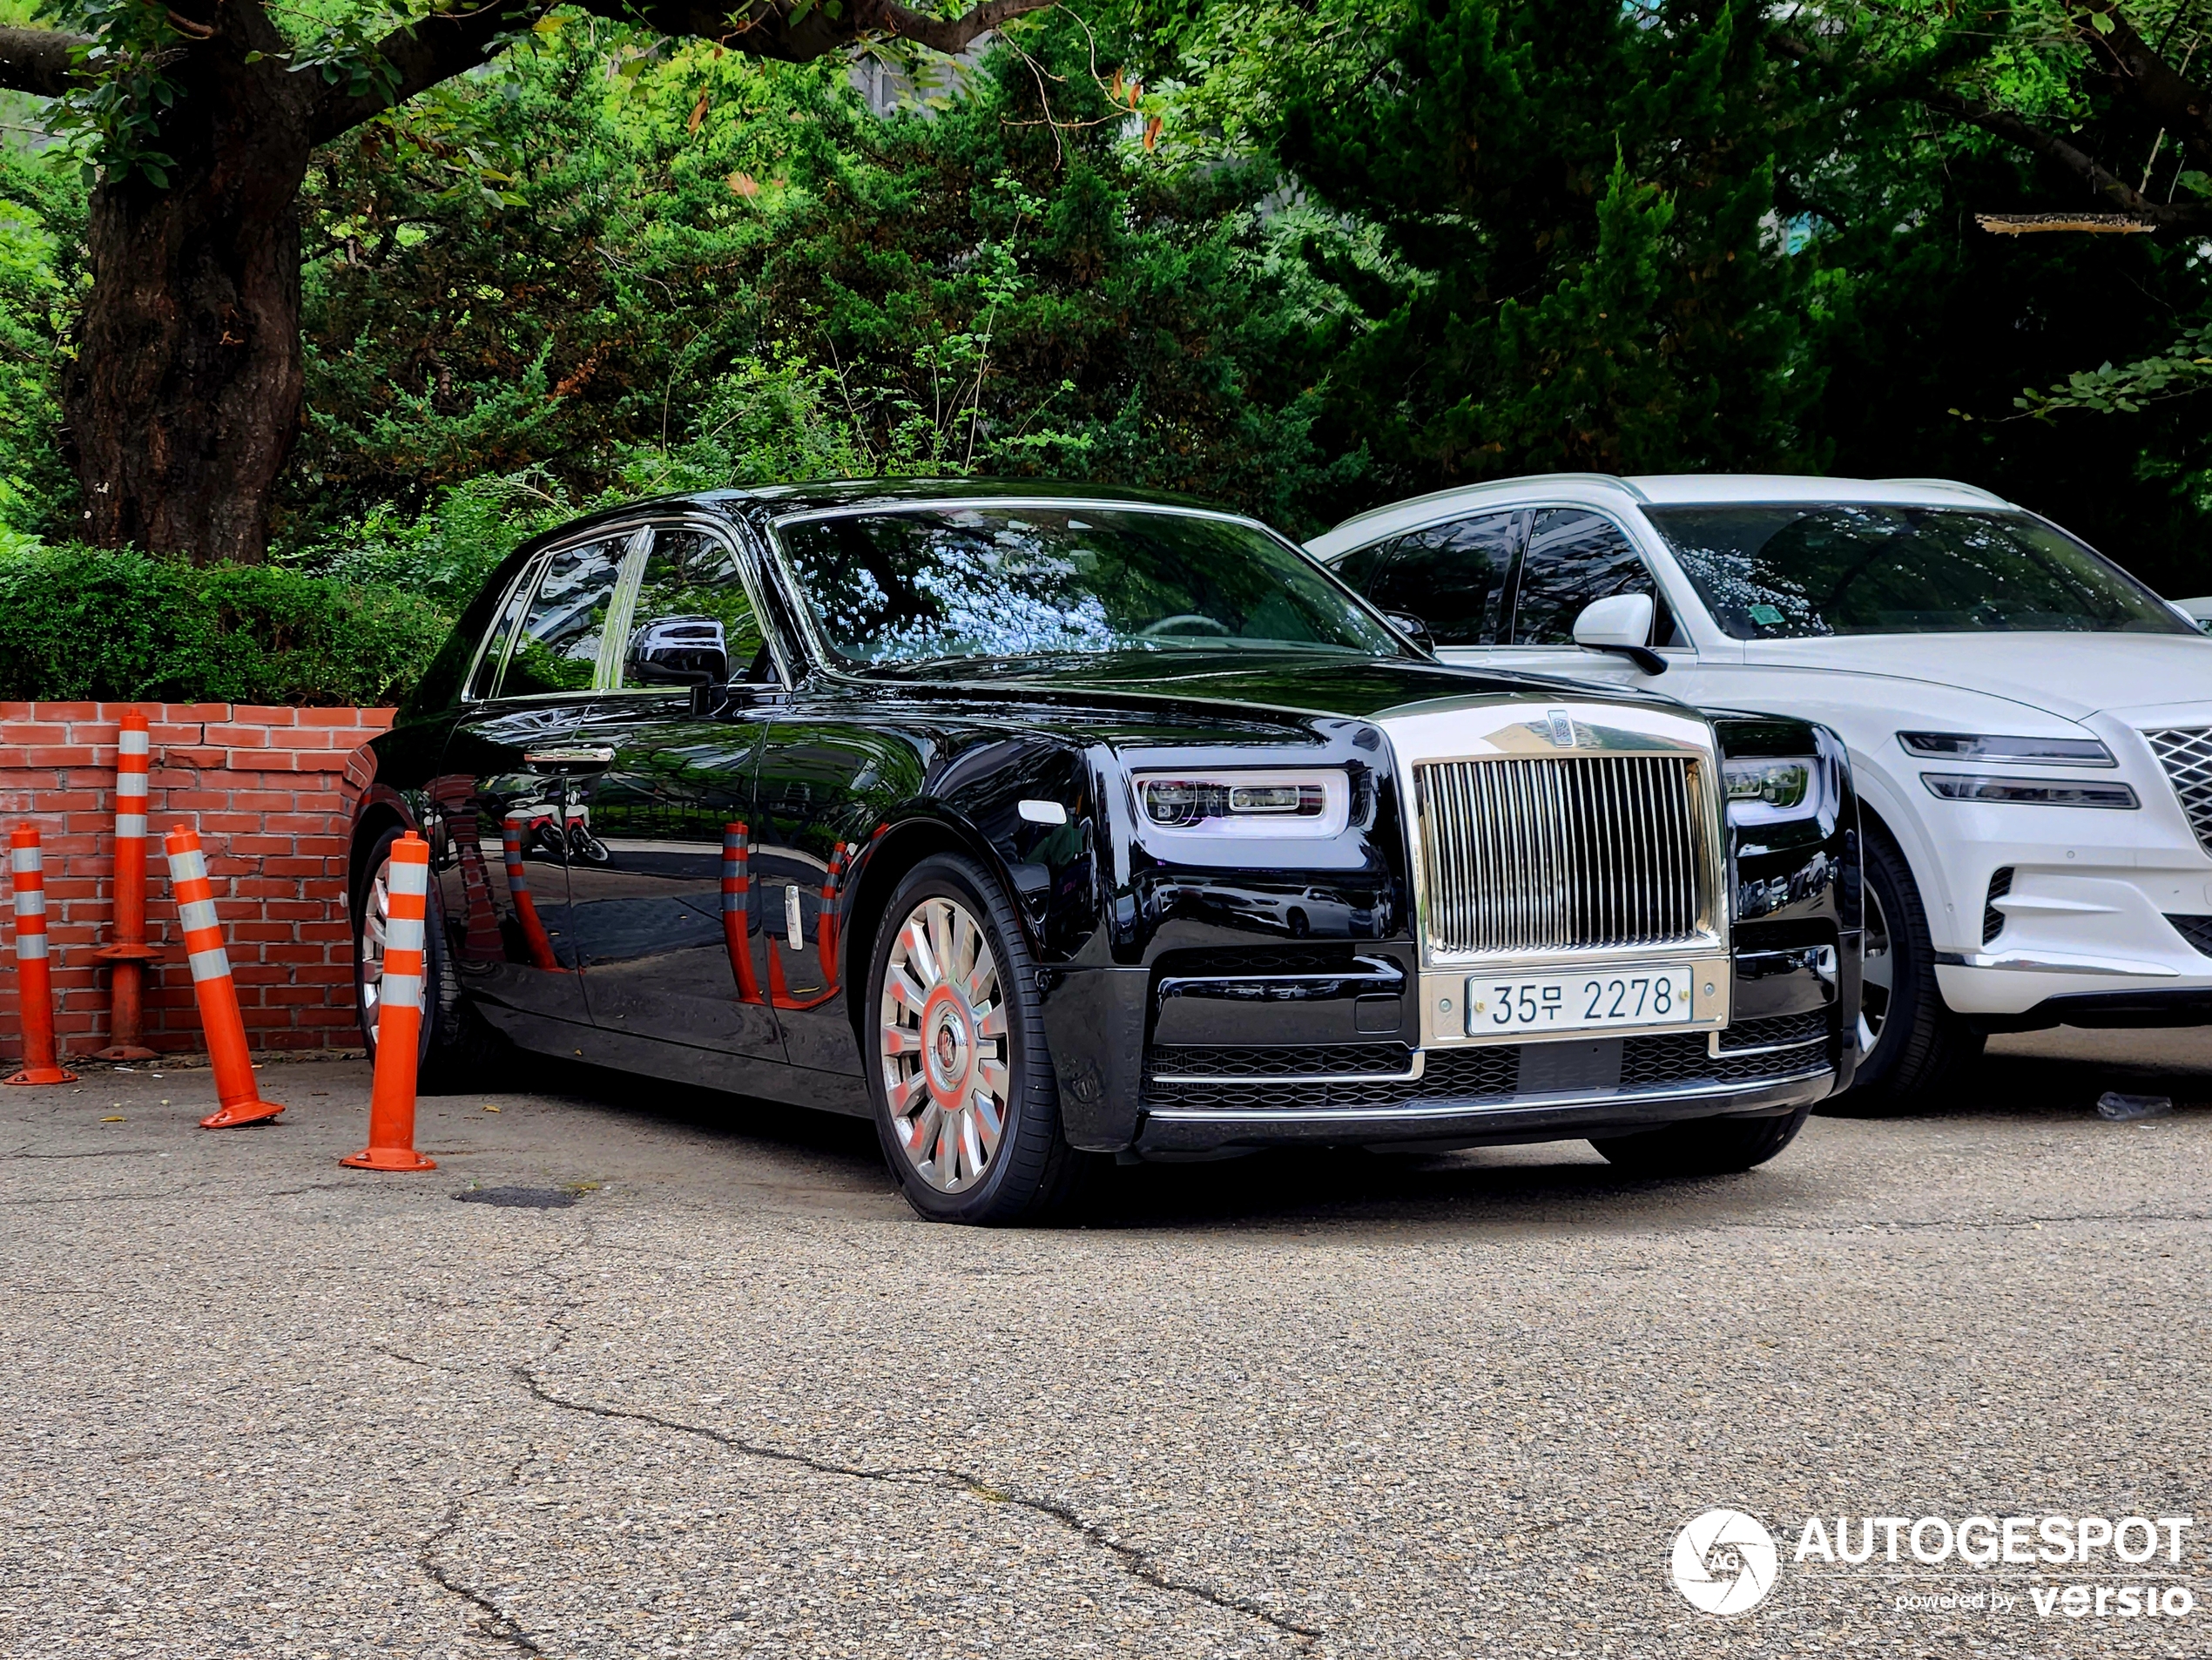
[
  {"x1": 1511, "y1": 509, "x2": 1679, "y2": 646},
  {"x1": 497, "y1": 533, "x2": 632, "y2": 698},
  {"x1": 622, "y1": 525, "x2": 772, "y2": 689},
  {"x1": 1369, "y1": 513, "x2": 1521, "y2": 645},
  {"x1": 465, "y1": 558, "x2": 542, "y2": 701},
  {"x1": 1328, "y1": 540, "x2": 1396, "y2": 598}
]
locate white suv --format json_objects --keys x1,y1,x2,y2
[{"x1": 1309, "y1": 473, "x2": 2212, "y2": 1107}]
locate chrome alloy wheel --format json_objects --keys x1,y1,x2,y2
[
  {"x1": 880, "y1": 895, "x2": 1010, "y2": 1193},
  {"x1": 1859, "y1": 881, "x2": 1894, "y2": 1060},
  {"x1": 358, "y1": 851, "x2": 393, "y2": 1049}
]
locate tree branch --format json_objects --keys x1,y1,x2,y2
[
  {"x1": 0, "y1": 24, "x2": 91, "y2": 98},
  {"x1": 311, "y1": 0, "x2": 1055, "y2": 146},
  {"x1": 309, "y1": 5, "x2": 522, "y2": 146},
  {"x1": 1918, "y1": 82, "x2": 2209, "y2": 227},
  {"x1": 2069, "y1": 0, "x2": 2212, "y2": 174}
]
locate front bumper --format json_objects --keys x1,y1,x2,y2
[{"x1": 1040, "y1": 945, "x2": 1849, "y2": 1154}]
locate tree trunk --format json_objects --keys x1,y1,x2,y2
[{"x1": 64, "y1": 44, "x2": 312, "y2": 566}]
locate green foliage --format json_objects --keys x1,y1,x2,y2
[
  {"x1": 1264, "y1": 0, "x2": 1814, "y2": 493},
  {"x1": 0, "y1": 544, "x2": 451, "y2": 703},
  {"x1": 0, "y1": 142, "x2": 79, "y2": 546},
  {"x1": 280, "y1": 14, "x2": 1364, "y2": 543},
  {"x1": 2015, "y1": 320, "x2": 2212, "y2": 418}
]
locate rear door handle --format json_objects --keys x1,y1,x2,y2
[{"x1": 523, "y1": 747, "x2": 616, "y2": 772}]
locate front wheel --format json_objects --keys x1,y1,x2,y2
[
  {"x1": 1589, "y1": 1105, "x2": 1811, "y2": 1177},
  {"x1": 866, "y1": 854, "x2": 1091, "y2": 1225},
  {"x1": 1844, "y1": 831, "x2": 1984, "y2": 1112}
]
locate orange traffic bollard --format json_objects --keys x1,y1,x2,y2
[
  {"x1": 164, "y1": 826, "x2": 286, "y2": 1128},
  {"x1": 817, "y1": 841, "x2": 846, "y2": 985},
  {"x1": 341, "y1": 831, "x2": 435, "y2": 1172},
  {"x1": 94, "y1": 708, "x2": 160, "y2": 1061},
  {"x1": 501, "y1": 816, "x2": 562, "y2": 972},
  {"x1": 721, "y1": 820, "x2": 762, "y2": 1003},
  {"x1": 7, "y1": 827, "x2": 77, "y2": 1085}
]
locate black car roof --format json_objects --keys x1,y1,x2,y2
[{"x1": 705, "y1": 477, "x2": 1231, "y2": 516}]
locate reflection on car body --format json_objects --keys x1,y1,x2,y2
[{"x1": 349, "y1": 481, "x2": 1859, "y2": 1223}]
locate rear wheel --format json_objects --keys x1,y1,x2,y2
[
  {"x1": 866, "y1": 854, "x2": 1091, "y2": 1225},
  {"x1": 1590, "y1": 1104, "x2": 1811, "y2": 1176},
  {"x1": 353, "y1": 827, "x2": 505, "y2": 1092},
  {"x1": 1844, "y1": 831, "x2": 1984, "y2": 1112}
]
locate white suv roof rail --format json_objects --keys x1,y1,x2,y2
[
  {"x1": 1876, "y1": 477, "x2": 2012, "y2": 504},
  {"x1": 1324, "y1": 472, "x2": 1647, "y2": 536}
]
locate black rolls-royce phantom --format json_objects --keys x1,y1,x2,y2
[{"x1": 346, "y1": 482, "x2": 1860, "y2": 1223}]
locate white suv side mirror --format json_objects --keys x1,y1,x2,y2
[{"x1": 1572, "y1": 592, "x2": 1665, "y2": 674}]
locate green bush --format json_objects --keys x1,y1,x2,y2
[{"x1": 0, "y1": 545, "x2": 453, "y2": 705}]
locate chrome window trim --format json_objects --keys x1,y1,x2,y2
[
  {"x1": 1143, "y1": 1063, "x2": 1833, "y2": 1123},
  {"x1": 458, "y1": 521, "x2": 653, "y2": 706},
  {"x1": 593, "y1": 513, "x2": 795, "y2": 697}
]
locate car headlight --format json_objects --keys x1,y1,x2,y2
[
  {"x1": 1132, "y1": 770, "x2": 1352, "y2": 839},
  {"x1": 1722, "y1": 757, "x2": 1813, "y2": 812},
  {"x1": 1921, "y1": 774, "x2": 2139, "y2": 809},
  {"x1": 1899, "y1": 732, "x2": 2115, "y2": 766}
]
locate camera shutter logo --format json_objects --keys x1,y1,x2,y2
[{"x1": 1670, "y1": 1509, "x2": 1779, "y2": 1616}]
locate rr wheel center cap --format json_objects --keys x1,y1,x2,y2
[{"x1": 921, "y1": 988, "x2": 973, "y2": 1106}]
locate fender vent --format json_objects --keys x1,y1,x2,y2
[{"x1": 1982, "y1": 867, "x2": 2014, "y2": 944}]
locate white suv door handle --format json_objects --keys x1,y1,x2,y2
[{"x1": 523, "y1": 747, "x2": 616, "y2": 770}]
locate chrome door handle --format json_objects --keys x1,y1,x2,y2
[{"x1": 523, "y1": 747, "x2": 616, "y2": 770}]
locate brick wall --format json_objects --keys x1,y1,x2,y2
[{"x1": 0, "y1": 703, "x2": 395, "y2": 1062}]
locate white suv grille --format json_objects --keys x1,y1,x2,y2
[{"x1": 2143, "y1": 727, "x2": 2212, "y2": 854}]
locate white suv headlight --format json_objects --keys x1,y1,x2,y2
[
  {"x1": 1920, "y1": 774, "x2": 2139, "y2": 808},
  {"x1": 1899, "y1": 732, "x2": 2115, "y2": 766},
  {"x1": 1132, "y1": 770, "x2": 1352, "y2": 839}
]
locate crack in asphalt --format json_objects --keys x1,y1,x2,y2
[
  {"x1": 419, "y1": 1475, "x2": 550, "y2": 1659},
  {"x1": 4, "y1": 1147, "x2": 161, "y2": 1159},
  {"x1": 513, "y1": 1364, "x2": 1325, "y2": 1642}
]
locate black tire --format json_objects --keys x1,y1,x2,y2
[
  {"x1": 863, "y1": 853, "x2": 1093, "y2": 1225},
  {"x1": 1843, "y1": 829, "x2": 1984, "y2": 1113},
  {"x1": 1589, "y1": 1104, "x2": 1811, "y2": 1176},
  {"x1": 352, "y1": 826, "x2": 506, "y2": 1094}
]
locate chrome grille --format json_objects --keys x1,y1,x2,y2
[
  {"x1": 2144, "y1": 727, "x2": 2212, "y2": 854},
  {"x1": 1416, "y1": 755, "x2": 1705, "y2": 956}
]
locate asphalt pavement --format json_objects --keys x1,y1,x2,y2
[{"x1": 3, "y1": 1027, "x2": 2207, "y2": 1658}]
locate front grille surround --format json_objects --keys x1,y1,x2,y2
[{"x1": 2144, "y1": 727, "x2": 2212, "y2": 854}]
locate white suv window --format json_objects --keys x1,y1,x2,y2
[{"x1": 1511, "y1": 509, "x2": 1679, "y2": 646}]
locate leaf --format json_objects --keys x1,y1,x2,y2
[
  {"x1": 727, "y1": 171, "x2": 759, "y2": 198},
  {"x1": 688, "y1": 89, "x2": 710, "y2": 133},
  {"x1": 1143, "y1": 114, "x2": 1163, "y2": 152},
  {"x1": 2088, "y1": 10, "x2": 2115, "y2": 31}
]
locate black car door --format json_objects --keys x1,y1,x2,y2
[
  {"x1": 558, "y1": 518, "x2": 786, "y2": 1068},
  {"x1": 428, "y1": 526, "x2": 639, "y2": 1043}
]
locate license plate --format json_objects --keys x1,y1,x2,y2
[{"x1": 1465, "y1": 968, "x2": 1695, "y2": 1036}]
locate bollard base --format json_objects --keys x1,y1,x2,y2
[
  {"x1": 5, "y1": 1064, "x2": 78, "y2": 1086},
  {"x1": 340, "y1": 1145, "x2": 438, "y2": 1172},
  {"x1": 199, "y1": 1099, "x2": 287, "y2": 1129},
  {"x1": 93, "y1": 1044, "x2": 159, "y2": 1063}
]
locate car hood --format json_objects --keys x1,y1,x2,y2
[
  {"x1": 862, "y1": 650, "x2": 1689, "y2": 724},
  {"x1": 1743, "y1": 631, "x2": 2212, "y2": 719}
]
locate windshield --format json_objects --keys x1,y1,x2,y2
[
  {"x1": 1642, "y1": 504, "x2": 2188, "y2": 640},
  {"x1": 773, "y1": 505, "x2": 1405, "y2": 665}
]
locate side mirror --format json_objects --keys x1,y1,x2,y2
[
  {"x1": 1380, "y1": 611, "x2": 1436, "y2": 655},
  {"x1": 1572, "y1": 593, "x2": 1665, "y2": 675},
  {"x1": 628, "y1": 617, "x2": 730, "y2": 688}
]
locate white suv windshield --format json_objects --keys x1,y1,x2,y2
[{"x1": 1644, "y1": 503, "x2": 2189, "y2": 640}]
